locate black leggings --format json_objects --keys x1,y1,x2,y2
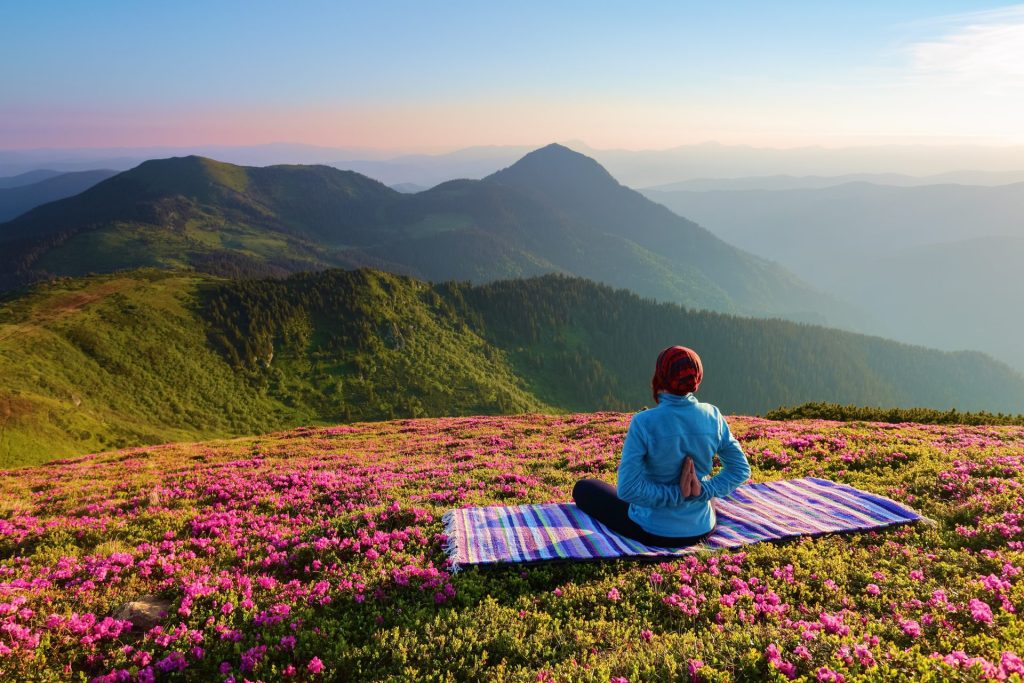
[{"x1": 571, "y1": 478, "x2": 712, "y2": 547}]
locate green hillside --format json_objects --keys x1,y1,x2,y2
[
  {"x1": 2, "y1": 268, "x2": 1022, "y2": 467},
  {"x1": 0, "y1": 270, "x2": 544, "y2": 467},
  {"x1": 0, "y1": 146, "x2": 858, "y2": 327}
]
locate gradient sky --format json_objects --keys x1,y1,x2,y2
[{"x1": 3, "y1": 1, "x2": 1024, "y2": 151}]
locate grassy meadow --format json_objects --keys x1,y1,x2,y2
[{"x1": 0, "y1": 413, "x2": 1020, "y2": 681}]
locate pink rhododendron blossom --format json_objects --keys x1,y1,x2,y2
[
  {"x1": 816, "y1": 667, "x2": 845, "y2": 682},
  {"x1": 969, "y1": 599, "x2": 994, "y2": 624},
  {"x1": 900, "y1": 619, "x2": 921, "y2": 638}
]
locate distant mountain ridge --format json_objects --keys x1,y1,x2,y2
[
  {"x1": 643, "y1": 180, "x2": 1024, "y2": 370},
  {"x1": 643, "y1": 181, "x2": 1024, "y2": 277},
  {"x1": 0, "y1": 169, "x2": 117, "y2": 222},
  {"x1": 9, "y1": 141, "x2": 1024, "y2": 188},
  {"x1": 644, "y1": 170, "x2": 1024, "y2": 192},
  {"x1": 0, "y1": 145, "x2": 860, "y2": 327},
  {"x1": 0, "y1": 169, "x2": 65, "y2": 189}
]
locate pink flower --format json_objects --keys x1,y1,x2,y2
[
  {"x1": 307, "y1": 657, "x2": 324, "y2": 674},
  {"x1": 766, "y1": 643, "x2": 796, "y2": 679},
  {"x1": 607, "y1": 588, "x2": 621, "y2": 601},
  {"x1": 865, "y1": 584, "x2": 880, "y2": 596},
  {"x1": 900, "y1": 619, "x2": 921, "y2": 638},
  {"x1": 819, "y1": 612, "x2": 849, "y2": 635},
  {"x1": 156, "y1": 652, "x2": 188, "y2": 673},
  {"x1": 969, "y1": 598, "x2": 993, "y2": 624},
  {"x1": 854, "y1": 644, "x2": 876, "y2": 668},
  {"x1": 640, "y1": 629, "x2": 653, "y2": 642},
  {"x1": 816, "y1": 667, "x2": 845, "y2": 682},
  {"x1": 1002, "y1": 651, "x2": 1024, "y2": 675}
]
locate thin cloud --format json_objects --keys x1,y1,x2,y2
[{"x1": 908, "y1": 5, "x2": 1024, "y2": 90}]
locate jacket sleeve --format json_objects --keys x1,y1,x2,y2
[
  {"x1": 694, "y1": 410, "x2": 750, "y2": 502},
  {"x1": 616, "y1": 418, "x2": 685, "y2": 508}
]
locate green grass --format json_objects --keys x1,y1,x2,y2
[
  {"x1": 0, "y1": 272, "x2": 286, "y2": 465},
  {"x1": 0, "y1": 270, "x2": 550, "y2": 467}
]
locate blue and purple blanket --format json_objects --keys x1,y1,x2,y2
[{"x1": 442, "y1": 477, "x2": 923, "y2": 572}]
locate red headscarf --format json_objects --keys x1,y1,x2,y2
[{"x1": 652, "y1": 346, "x2": 703, "y2": 403}]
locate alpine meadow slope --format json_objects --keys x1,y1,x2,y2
[
  {"x1": 0, "y1": 145, "x2": 862, "y2": 328},
  {"x1": 1, "y1": 412, "x2": 1022, "y2": 681},
  {"x1": 2, "y1": 268, "x2": 1022, "y2": 467}
]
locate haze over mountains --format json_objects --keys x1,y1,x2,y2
[
  {"x1": 0, "y1": 169, "x2": 118, "y2": 222},
  {"x1": 0, "y1": 169, "x2": 67, "y2": 189},
  {"x1": 0, "y1": 144, "x2": 859, "y2": 327},
  {"x1": 646, "y1": 170, "x2": 1024, "y2": 192},
  {"x1": 645, "y1": 181, "x2": 1024, "y2": 371},
  {"x1": 6, "y1": 141, "x2": 1024, "y2": 189}
]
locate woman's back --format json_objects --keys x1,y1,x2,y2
[
  {"x1": 572, "y1": 344, "x2": 750, "y2": 545},
  {"x1": 617, "y1": 392, "x2": 749, "y2": 537}
]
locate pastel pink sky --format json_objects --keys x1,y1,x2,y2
[{"x1": 6, "y1": 95, "x2": 1023, "y2": 152}]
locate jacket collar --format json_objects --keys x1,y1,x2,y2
[{"x1": 656, "y1": 392, "x2": 697, "y2": 406}]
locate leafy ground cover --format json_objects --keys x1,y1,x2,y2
[{"x1": 0, "y1": 413, "x2": 1021, "y2": 681}]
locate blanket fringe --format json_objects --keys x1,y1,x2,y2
[{"x1": 441, "y1": 509, "x2": 461, "y2": 574}]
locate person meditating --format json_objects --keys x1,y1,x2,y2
[{"x1": 572, "y1": 345, "x2": 750, "y2": 547}]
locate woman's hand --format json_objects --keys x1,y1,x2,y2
[{"x1": 680, "y1": 456, "x2": 701, "y2": 498}]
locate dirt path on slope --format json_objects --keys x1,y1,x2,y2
[{"x1": 0, "y1": 279, "x2": 132, "y2": 346}]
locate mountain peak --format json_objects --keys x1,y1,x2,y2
[
  {"x1": 122, "y1": 155, "x2": 250, "y2": 197},
  {"x1": 485, "y1": 143, "x2": 622, "y2": 198}
]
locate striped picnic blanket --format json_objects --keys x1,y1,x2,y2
[{"x1": 442, "y1": 477, "x2": 923, "y2": 571}]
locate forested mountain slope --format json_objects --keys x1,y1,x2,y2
[{"x1": 2, "y1": 268, "x2": 1020, "y2": 466}]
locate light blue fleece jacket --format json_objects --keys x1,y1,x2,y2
[{"x1": 616, "y1": 392, "x2": 750, "y2": 537}]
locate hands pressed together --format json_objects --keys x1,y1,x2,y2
[{"x1": 680, "y1": 456, "x2": 702, "y2": 498}]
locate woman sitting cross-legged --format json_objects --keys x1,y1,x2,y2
[{"x1": 572, "y1": 345, "x2": 750, "y2": 547}]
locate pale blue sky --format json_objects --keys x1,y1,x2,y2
[{"x1": 2, "y1": 1, "x2": 1022, "y2": 149}]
